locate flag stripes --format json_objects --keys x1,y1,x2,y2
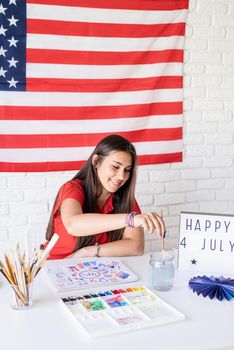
[
  {"x1": 27, "y1": 20, "x2": 186, "y2": 38},
  {"x1": 26, "y1": 3, "x2": 187, "y2": 24},
  {"x1": 0, "y1": 140, "x2": 183, "y2": 162},
  {"x1": 27, "y1": 49, "x2": 183, "y2": 65},
  {"x1": 26, "y1": 76, "x2": 182, "y2": 93},
  {"x1": 0, "y1": 129, "x2": 182, "y2": 148},
  {"x1": 0, "y1": 102, "x2": 183, "y2": 120},
  {"x1": 26, "y1": 0, "x2": 188, "y2": 11},
  {"x1": 1, "y1": 115, "x2": 182, "y2": 134},
  {"x1": 0, "y1": 152, "x2": 182, "y2": 172}
]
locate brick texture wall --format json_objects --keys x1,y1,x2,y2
[{"x1": 0, "y1": 0, "x2": 234, "y2": 253}]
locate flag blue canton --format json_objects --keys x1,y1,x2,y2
[{"x1": 0, "y1": 0, "x2": 26, "y2": 91}]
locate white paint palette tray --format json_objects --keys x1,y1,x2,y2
[{"x1": 61, "y1": 285, "x2": 185, "y2": 338}]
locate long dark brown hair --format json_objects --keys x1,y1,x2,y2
[{"x1": 46, "y1": 134, "x2": 138, "y2": 251}]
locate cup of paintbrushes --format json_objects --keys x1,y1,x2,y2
[
  {"x1": 0, "y1": 234, "x2": 59, "y2": 310},
  {"x1": 0, "y1": 237, "x2": 56, "y2": 310},
  {"x1": 1, "y1": 252, "x2": 34, "y2": 310},
  {"x1": 10, "y1": 282, "x2": 33, "y2": 310}
]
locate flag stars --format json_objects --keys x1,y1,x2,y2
[
  {"x1": 8, "y1": 57, "x2": 18, "y2": 67},
  {"x1": 0, "y1": 25, "x2": 7, "y2": 36},
  {"x1": 0, "y1": 66, "x2": 7, "y2": 77},
  {"x1": 8, "y1": 36, "x2": 18, "y2": 47},
  {"x1": 7, "y1": 77, "x2": 18, "y2": 88},
  {"x1": 0, "y1": 3, "x2": 7, "y2": 14},
  {"x1": 0, "y1": 46, "x2": 7, "y2": 56},
  {"x1": 8, "y1": 15, "x2": 19, "y2": 26},
  {"x1": 9, "y1": 0, "x2": 17, "y2": 4}
]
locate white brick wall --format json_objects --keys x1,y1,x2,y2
[{"x1": 0, "y1": 0, "x2": 234, "y2": 254}]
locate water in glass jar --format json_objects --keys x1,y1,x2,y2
[{"x1": 149, "y1": 251, "x2": 175, "y2": 291}]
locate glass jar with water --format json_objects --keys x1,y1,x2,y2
[{"x1": 149, "y1": 251, "x2": 175, "y2": 291}]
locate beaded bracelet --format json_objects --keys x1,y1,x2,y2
[{"x1": 125, "y1": 212, "x2": 138, "y2": 228}]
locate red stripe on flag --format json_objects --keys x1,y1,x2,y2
[
  {"x1": 27, "y1": 19, "x2": 186, "y2": 38},
  {"x1": 26, "y1": 76, "x2": 182, "y2": 92},
  {"x1": 0, "y1": 128, "x2": 182, "y2": 148},
  {"x1": 0, "y1": 152, "x2": 183, "y2": 172},
  {"x1": 26, "y1": 0, "x2": 189, "y2": 11},
  {"x1": 27, "y1": 49, "x2": 183, "y2": 65},
  {"x1": 137, "y1": 152, "x2": 182, "y2": 165},
  {"x1": 0, "y1": 102, "x2": 183, "y2": 120}
]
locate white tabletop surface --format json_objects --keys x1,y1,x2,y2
[{"x1": 0, "y1": 253, "x2": 234, "y2": 350}]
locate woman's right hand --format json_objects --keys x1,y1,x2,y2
[{"x1": 134, "y1": 212, "x2": 165, "y2": 239}]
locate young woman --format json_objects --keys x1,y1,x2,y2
[{"x1": 45, "y1": 134, "x2": 165, "y2": 259}]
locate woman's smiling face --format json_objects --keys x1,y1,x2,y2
[{"x1": 95, "y1": 150, "x2": 132, "y2": 195}]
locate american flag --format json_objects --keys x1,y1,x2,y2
[{"x1": 0, "y1": 0, "x2": 189, "y2": 172}]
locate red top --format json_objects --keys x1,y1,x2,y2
[{"x1": 46, "y1": 179, "x2": 141, "y2": 259}]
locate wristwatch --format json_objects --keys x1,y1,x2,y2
[{"x1": 95, "y1": 242, "x2": 100, "y2": 257}]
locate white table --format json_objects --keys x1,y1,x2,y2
[{"x1": 0, "y1": 254, "x2": 233, "y2": 350}]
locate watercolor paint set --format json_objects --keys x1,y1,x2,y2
[
  {"x1": 61, "y1": 285, "x2": 185, "y2": 338},
  {"x1": 45, "y1": 258, "x2": 138, "y2": 292}
]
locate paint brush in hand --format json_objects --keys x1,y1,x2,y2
[{"x1": 160, "y1": 210, "x2": 165, "y2": 265}]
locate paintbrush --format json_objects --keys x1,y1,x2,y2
[
  {"x1": 32, "y1": 256, "x2": 47, "y2": 279},
  {"x1": 40, "y1": 233, "x2": 59, "y2": 261},
  {"x1": 29, "y1": 233, "x2": 59, "y2": 280},
  {"x1": 160, "y1": 209, "x2": 165, "y2": 265}
]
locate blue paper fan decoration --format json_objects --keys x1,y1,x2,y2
[{"x1": 189, "y1": 275, "x2": 234, "y2": 301}]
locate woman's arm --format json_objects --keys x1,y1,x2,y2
[
  {"x1": 67, "y1": 226, "x2": 144, "y2": 258},
  {"x1": 61, "y1": 198, "x2": 165, "y2": 238},
  {"x1": 61, "y1": 198, "x2": 129, "y2": 235}
]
